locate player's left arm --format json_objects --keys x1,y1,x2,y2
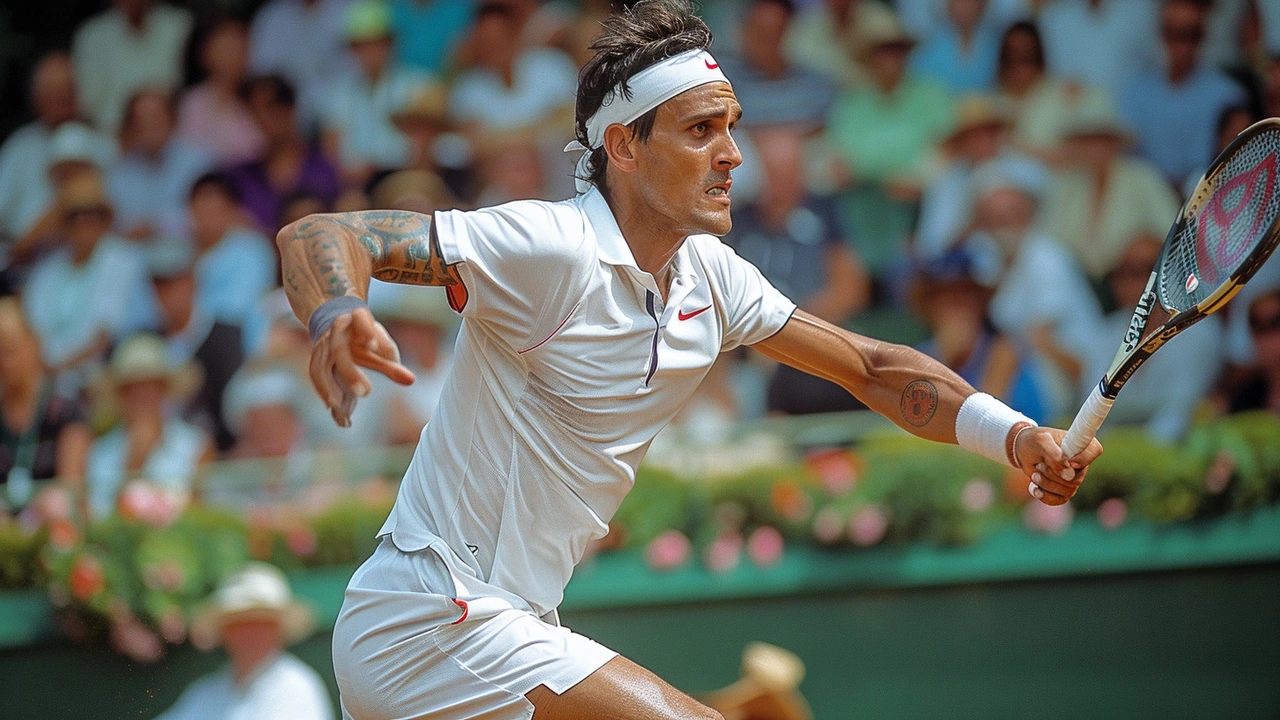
[{"x1": 752, "y1": 310, "x2": 1103, "y2": 504}]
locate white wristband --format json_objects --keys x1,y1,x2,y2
[{"x1": 955, "y1": 392, "x2": 1035, "y2": 467}]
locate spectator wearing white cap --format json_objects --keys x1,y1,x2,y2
[
  {"x1": 222, "y1": 363, "x2": 310, "y2": 461},
  {"x1": 322, "y1": 0, "x2": 436, "y2": 183},
  {"x1": 71, "y1": 0, "x2": 193, "y2": 133},
  {"x1": 1035, "y1": 96, "x2": 1179, "y2": 281},
  {"x1": 0, "y1": 53, "x2": 113, "y2": 246},
  {"x1": 85, "y1": 333, "x2": 214, "y2": 519},
  {"x1": 157, "y1": 562, "x2": 333, "y2": 720},
  {"x1": 967, "y1": 159, "x2": 1102, "y2": 419}
]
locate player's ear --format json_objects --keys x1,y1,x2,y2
[{"x1": 602, "y1": 123, "x2": 639, "y2": 174}]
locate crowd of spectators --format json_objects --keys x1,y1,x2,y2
[{"x1": 0, "y1": 0, "x2": 1279, "y2": 523}]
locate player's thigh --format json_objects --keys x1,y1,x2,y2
[{"x1": 526, "y1": 655, "x2": 723, "y2": 720}]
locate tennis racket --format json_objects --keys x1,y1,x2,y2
[{"x1": 1060, "y1": 118, "x2": 1280, "y2": 457}]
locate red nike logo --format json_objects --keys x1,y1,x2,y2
[
  {"x1": 704, "y1": 59, "x2": 719, "y2": 69},
  {"x1": 678, "y1": 305, "x2": 712, "y2": 321}
]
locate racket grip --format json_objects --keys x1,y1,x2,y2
[{"x1": 1060, "y1": 385, "x2": 1113, "y2": 457}]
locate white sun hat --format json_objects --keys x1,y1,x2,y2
[{"x1": 189, "y1": 562, "x2": 316, "y2": 650}]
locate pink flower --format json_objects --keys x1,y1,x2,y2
[
  {"x1": 285, "y1": 525, "x2": 318, "y2": 558},
  {"x1": 1023, "y1": 499, "x2": 1074, "y2": 535},
  {"x1": 159, "y1": 609, "x2": 187, "y2": 644},
  {"x1": 848, "y1": 505, "x2": 889, "y2": 547},
  {"x1": 67, "y1": 554, "x2": 106, "y2": 602},
  {"x1": 47, "y1": 519, "x2": 80, "y2": 552},
  {"x1": 747, "y1": 526, "x2": 785, "y2": 568},
  {"x1": 961, "y1": 478, "x2": 995, "y2": 512},
  {"x1": 644, "y1": 530, "x2": 692, "y2": 571},
  {"x1": 805, "y1": 450, "x2": 860, "y2": 495},
  {"x1": 1205, "y1": 451, "x2": 1234, "y2": 495},
  {"x1": 1097, "y1": 497, "x2": 1128, "y2": 530},
  {"x1": 704, "y1": 531, "x2": 743, "y2": 574},
  {"x1": 770, "y1": 481, "x2": 812, "y2": 523},
  {"x1": 811, "y1": 506, "x2": 846, "y2": 545},
  {"x1": 110, "y1": 619, "x2": 164, "y2": 663},
  {"x1": 143, "y1": 559, "x2": 186, "y2": 592}
]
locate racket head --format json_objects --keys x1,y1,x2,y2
[
  {"x1": 1155, "y1": 118, "x2": 1280, "y2": 317},
  {"x1": 1097, "y1": 118, "x2": 1280, "y2": 398}
]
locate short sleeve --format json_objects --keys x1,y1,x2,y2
[
  {"x1": 434, "y1": 200, "x2": 592, "y2": 351},
  {"x1": 695, "y1": 237, "x2": 798, "y2": 352}
]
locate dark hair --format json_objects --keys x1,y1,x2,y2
[
  {"x1": 190, "y1": 172, "x2": 242, "y2": 204},
  {"x1": 475, "y1": 2, "x2": 515, "y2": 20},
  {"x1": 998, "y1": 20, "x2": 1045, "y2": 75},
  {"x1": 1215, "y1": 104, "x2": 1256, "y2": 139},
  {"x1": 575, "y1": 0, "x2": 713, "y2": 194},
  {"x1": 239, "y1": 74, "x2": 296, "y2": 108},
  {"x1": 121, "y1": 87, "x2": 178, "y2": 132},
  {"x1": 752, "y1": 0, "x2": 796, "y2": 17}
]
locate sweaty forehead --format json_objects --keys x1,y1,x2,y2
[{"x1": 657, "y1": 82, "x2": 741, "y2": 124}]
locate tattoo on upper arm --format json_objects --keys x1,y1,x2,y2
[
  {"x1": 363, "y1": 212, "x2": 460, "y2": 288},
  {"x1": 900, "y1": 379, "x2": 939, "y2": 427}
]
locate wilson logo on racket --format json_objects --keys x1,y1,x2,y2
[
  {"x1": 1123, "y1": 291, "x2": 1155, "y2": 352},
  {"x1": 1194, "y1": 153, "x2": 1277, "y2": 286}
]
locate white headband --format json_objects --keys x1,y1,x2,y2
[{"x1": 565, "y1": 49, "x2": 731, "y2": 193}]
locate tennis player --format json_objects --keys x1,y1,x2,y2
[{"x1": 277, "y1": 1, "x2": 1103, "y2": 717}]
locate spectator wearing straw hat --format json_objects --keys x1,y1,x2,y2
[
  {"x1": 21, "y1": 170, "x2": 151, "y2": 391},
  {"x1": 1035, "y1": 96, "x2": 1179, "y2": 281},
  {"x1": 158, "y1": 562, "x2": 332, "y2": 720},
  {"x1": 783, "y1": 0, "x2": 898, "y2": 89},
  {"x1": 322, "y1": 0, "x2": 435, "y2": 183},
  {"x1": 85, "y1": 334, "x2": 214, "y2": 519}
]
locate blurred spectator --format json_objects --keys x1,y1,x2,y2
[
  {"x1": 0, "y1": 298, "x2": 90, "y2": 512},
  {"x1": 107, "y1": 88, "x2": 214, "y2": 242},
  {"x1": 1183, "y1": 103, "x2": 1258, "y2": 196},
  {"x1": 1201, "y1": 0, "x2": 1253, "y2": 70},
  {"x1": 893, "y1": 0, "x2": 1028, "y2": 41},
  {"x1": 72, "y1": 0, "x2": 193, "y2": 132},
  {"x1": 1087, "y1": 235, "x2": 1222, "y2": 441},
  {"x1": 322, "y1": 0, "x2": 435, "y2": 182},
  {"x1": 914, "y1": 95, "x2": 1031, "y2": 259},
  {"x1": 728, "y1": 129, "x2": 870, "y2": 415},
  {"x1": 825, "y1": 13, "x2": 953, "y2": 274},
  {"x1": 784, "y1": 0, "x2": 898, "y2": 88},
  {"x1": 371, "y1": 169, "x2": 458, "y2": 214},
  {"x1": 391, "y1": 0, "x2": 475, "y2": 73},
  {"x1": 0, "y1": 53, "x2": 108, "y2": 245},
  {"x1": 369, "y1": 287, "x2": 458, "y2": 444},
  {"x1": 971, "y1": 162, "x2": 1102, "y2": 418},
  {"x1": 909, "y1": 0, "x2": 1001, "y2": 93},
  {"x1": 176, "y1": 19, "x2": 267, "y2": 166},
  {"x1": 473, "y1": 139, "x2": 549, "y2": 205},
  {"x1": 147, "y1": 242, "x2": 246, "y2": 453},
  {"x1": 1036, "y1": 98, "x2": 1179, "y2": 280},
  {"x1": 1038, "y1": 0, "x2": 1159, "y2": 103},
  {"x1": 22, "y1": 171, "x2": 151, "y2": 389},
  {"x1": 249, "y1": 0, "x2": 355, "y2": 127},
  {"x1": 719, "y1": 0, "x2": 838, "y2": 133},
  {"x1": 187, "y1": 173, "x2": 278, "y2": 327},
  {"x1": 226, "y1": 76, "x2": 341, "y2": 232},
  {"x1": 910, "y1": 251, "x2": 1046, "y2": 423},
  {"x1": 1267, "y1": 54, "x2": 1280, "y2": 120},
  {"x1": 388, "y1": 85, "x2": 453, "y2": 178},
  {"x1": 1227, "y1": 287, "x2": 1280, "y2": 414},
  {"x1": 1119, "y1": 0, "x2": 1245, "y2": 185},
  {"x1": 86, "y1": 334, "x2": 214, "y2": 519},
  {"x1": 161, "y1": 562, "x2": 333, "y2": 720},
  {"x1": 447, "y1": 3, "x2": 578, "y2": 136},
  {"x1": 222, "y1": 363, "x2": 309, "y2": 460},
  {"x1": 995, "y1": 20, "x2": 1108, "y2": 165}
]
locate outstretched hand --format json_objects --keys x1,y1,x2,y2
[
  {"x1": 1013, "y1": 427, "x2": 1103, "y2": 506},
  {"x1": 309, "y1": 307, "x2": 415, "y2": 427}
]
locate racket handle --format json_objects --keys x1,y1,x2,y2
[{"x1": 1060, "y1": 385, "x2": 1113, "y2": 457}]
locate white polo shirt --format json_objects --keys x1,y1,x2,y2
[{"x1": 378, "y1": 187, "x2": 796, "y2": 615}]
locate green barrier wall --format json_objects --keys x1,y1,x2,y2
[{"x1": 1, "y1": 511, "x2": 1278, "y2": 719}]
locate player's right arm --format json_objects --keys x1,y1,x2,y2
[{"x1": 276, "y1": 210, "x2": 462, "y2": 426}]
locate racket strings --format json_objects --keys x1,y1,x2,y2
[{"x1": 1159, "y1": 129, "x2": 1280, "y2": 312}]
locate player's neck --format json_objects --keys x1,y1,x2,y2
[{"x1": 603, "y1": 189, "x2": 686, "y2": 297}]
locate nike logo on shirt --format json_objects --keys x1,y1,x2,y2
[{"x1": 678, "y1": 305, "x2": 713, "y2": 321}]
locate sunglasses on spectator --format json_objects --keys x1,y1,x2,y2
[{"x1": 1249, "y1": 312, "x2": 1280, "y2": 335}]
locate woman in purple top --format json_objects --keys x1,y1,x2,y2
[{"x1": 225, "y1": 75, "x2": 340, "y2": 232}]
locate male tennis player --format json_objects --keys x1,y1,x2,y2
[{"x1": 278, "y1": 2, "x2": 1103, "y2": 717}]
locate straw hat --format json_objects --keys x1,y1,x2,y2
[
  {"x1": 1061, "y1": 95, "x2": 1132, "y2": 141},
  {"x1": 104, "y1": 334, "x2": 201, "y2": 399},
  {"x1": 946, "y1": 95, "x2": 1010, "y2": 142},
  {"x1": 346, "y1": 0, "x2": 394, "y2": 42},
  {"x1": 856, "y1": 13, "x2": 916, "y2": 59},
  {"x1": 390, "y1": 84, "x2": 449, "y2": 130},
  {"x1": 189, "y1": 562, "x2": 316, "y2": 650},
  {"x1": 370, "y1": 284, "x2": 460, "y2": 332},
  {"x1": 371, "y1": 169, "x2": 458, "y2": 213}
]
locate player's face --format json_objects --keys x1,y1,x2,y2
[{"x1": 633, "y1": 82, "x2": 743, "y2": 237}]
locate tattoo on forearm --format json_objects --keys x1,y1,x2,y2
[{"x1": 900, "y1": 379, "x2": 939, "y2": 427}]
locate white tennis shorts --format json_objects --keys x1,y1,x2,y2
[{"x1": 333, "y1": 536, "x2": 617, "y2": 720}]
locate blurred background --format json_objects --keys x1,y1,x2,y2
[{"x1": 0, "y1": 0, "x2": 1278, "y2": 718}]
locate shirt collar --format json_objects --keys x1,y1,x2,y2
[{"x1": 579, "y1": 186, "x2": 639, "y2": 269}]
